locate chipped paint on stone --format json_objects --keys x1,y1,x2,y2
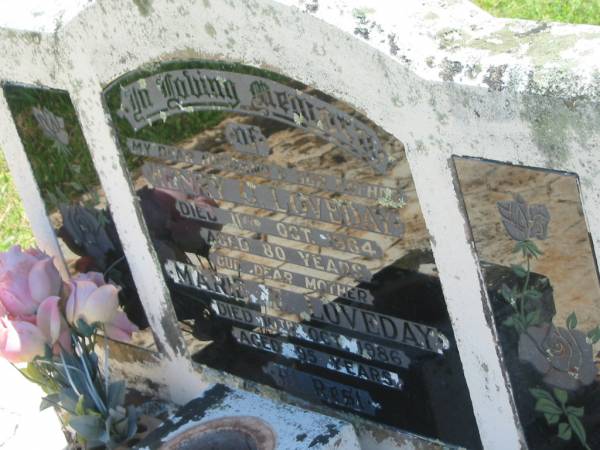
[{"x1": 139, "y1": 384, "x2": 361, "y2": 450}]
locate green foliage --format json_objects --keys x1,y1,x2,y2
[
  {"x1": 587, "y1": 326, "x2": 600, "y2": 344},
  {"x1": 566, "y1": 311, "x2": 578, "y2": 330},
  {"x1": 0, "y1": 152, "x2": 35, "y2": 251},
  {"x1": 474, "y1": 0, "x2": 600, "y2": 26},
  {"x1": 513, "y1": 239, "x2": 543, "y2": 259},
  {"x1": 530, "y1": 387, "x2": 591, "y2": 449}
]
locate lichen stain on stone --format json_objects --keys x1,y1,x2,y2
[
  {"x1": 132, "y1": 0, "x2": 153, "y2": 17},
  {"x1": 435, "y1": 28, "x2": 466, "y2": 50},
  {"x1": 4, "y1": 29, "x2": 43, "y2": 46},
  {"x1": 204, "y1": 22, "x2": 216, "y2": 38},
  {"x1": 203, "y1": 0, "x2": 211, "y2": 7},
  {"x1": 521, "y1": 94, "x2": 599, "y2": 166},
  {"x1": 439, "y1": 59, "x2": 463, "y2": 82},
  {"x1": 482, "y1": 64, "x2": 508, "y2": 91},
  {"x1": 303, "y1": 0, "x2": 319, "y2": 13},
  {"x1": 311, "y1": 42, "x2": 326, "y2": 56},
  {"x1": 352, "y1": 7, "x2": 375, "y2": 40},
  {"x1": 261, "y1": 5, "x2": 282, "y2": 27},
  {"x1": 469, "y1": 25, "x2": 599, "y2": 68},
  {"x1": 388, "y1": 33, "x2": 400, "y2": 56}
]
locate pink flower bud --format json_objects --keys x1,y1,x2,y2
[
  {"x1": 66, "y1": 280, "x2": 95, "y2": 323},
  {"x1": 36, "y1": 296, "x2": 64, "y2": 345},
  {"x1": 78, "y1": 284, "x2": 119, "y2": 325},
  {"x1": 0, "y1": 247, "x2": 61, "y2": 319},
  {"x1": 73, "y1": 272, "x2": 105, "y2": 287},
  {"x1": 0, "y1": 245, "x2": 38, "y2": 276},
  {"x1": 104, "y1": 311, "x2": 139, "y2": 343},
  {"x1": 0, "y1": 318, "x2": 46, "y2": 363},
  {"x1": 28, "y1": 258, "x2": 62, "y2": 304},
  {"x1": 66, "y1": 280, "x2": 118, "y2": 326},
  {"x1": 0, "y1": 284, "x2": 38, "y2": 317}
]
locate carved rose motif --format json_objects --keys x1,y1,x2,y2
[
  {"x1": 32, "y1": 106, "x2": 69, "y2": 146},
  {"x1": 518, "y1": 324, "x2": 597, "y2": 391},
  {"x1": 497, "y1": 194, "x2": 550, "y2": 241}
]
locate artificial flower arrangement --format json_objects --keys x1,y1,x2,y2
[{"x1": 0, "y1": 245, "x2": 139, "y2": 448}]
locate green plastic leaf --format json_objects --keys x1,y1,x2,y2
[
  {"x1": 40, "y1": 393, "x2": 60, "y2": 411},
  {"x1": 587, "y1": 326, "x2": 600, "y2": 344},
  {"x1": 530, "y1": 388, "x2": 554, "y2": 402},
  {"x1": 503, "y1": 316, "x2": 515, "y2": 327},
  {"x1": 511, "y1": 264, "x2": 527, "y2": 278},
  {"x1": 107, "y1": 381, "x2": 126, "y2": 410},
  {"x1": 535, "y1": 398, "x2": 561, "y2": 415},
  {"x1": 544, "y1": 413, "x2": 560, "y2": 425},
  {"x1": 69, "y1": 415, "x2": 104, "y2": 442},
  {"x1": 524, "y1": 290, "x2": 542, "y2": 300},
  {"x1": 526, "y1": 310, "x2": 541, "y2": 326},
  {"x1": 558, "y1": 422, "x2": 572, "y2": 441},
  {"x1": 126, "y1": 405, "x2": 139, "y2": 440},
  {"x1": 59, "y1": 388, "x2": 79, "y2": 412},
  {"x1": 554, "y1": 388, "x2": 568, "y2": 406},
  {"x1": 566, "y1": 312, "x2": 578, "y2": 330},
  {"x1": 76, "y1": 319, "x2": 96, "y2": 337},
  {"x1": 566, "y1": 406, "x2": 584, "y2": 418},
  {"x1": 75, "y1": 395, "x2": 86, "y2": 416},
  {"x1": 525, "y1": 240, "x2": 543, "y2": 257},
  {"x1": 567, "y1": 414, "x2": 587, "y2": 446},
  {"x1": 22, "y1": 363, "x2": 47, "y2": 386},
  {"x1": 512, "y1": 241, "x2": 523, "y2": 253},
  {"x1": 499, "y1": 284, "x2": 514, "y2": 303}
]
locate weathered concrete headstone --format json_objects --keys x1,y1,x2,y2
[{"x1": 2, "y1": 1, "x2": 600, "y2": 450}]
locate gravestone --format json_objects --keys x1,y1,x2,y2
[
  {"x1": 103, "y1": 63, "x2": 480, "y2": 448},
  {"x1": 1, "y1": 1, "x2": 600, "y2": 450}
]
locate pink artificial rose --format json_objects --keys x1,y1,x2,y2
[
  {"x1": 104, "y1": 311, "x2": 139, "y2": 343},
  {"x1": 66, "y1": 280, "x2": 119, "y2": 326},
  {"x1": 73, "y1": 271, "x2": 105, "y2": 286},
  {"x1": 67, "y1": 273, "x2": 138, "y2": 342},
  {"x1": 0, "y1": 246, "x2": 62, "y2": 317},
  {"x1": 36, "y1": 296, "x2": 68, "y2": 346},
  {"x1": 0, "y1": 317, "x2": 46, "y2": 363}
]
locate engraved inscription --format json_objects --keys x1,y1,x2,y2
[
  {"x1": 166, "y1": 261, "x2": 412, "y2": 366},
  {"x1": 232, "y1": 327, "x2": 403, "y2": 389},
  {"x1": 167, "y1": 259, "x2": 445, "y2": 355},
  {"x1": 211, "y1": 299, "x2": 433, "y2": 357},
  {"x1": 210, "y1": 253, "x2": 374, "y2": 304},
  {"x1": 200, "y1": 229, "x2": 372, "y2": 281},
  {"x1": 128, "y1": 138, "x2": 404, "y2": 203},
  {"x1": 144, "y1": 162, "x2": 405, "y2": 236},
  {"x1": 119, "y1": 70, "x2": 389, "y2": 173},
  {"x1": 310, "y1": 301, "x2": 448, "y2": 353},
  {"x1": 264, "y1": 362, "x2": 380, "y2": 416},
  {"x1": 165, "y1": 259, "x2": 308, "y2": 314},
  {"x1": 224, "y1": 123, "x2": 270, "y2": 156},
  {"x1": 176, "y1": 199, "x2": 383, "y2": 258}
]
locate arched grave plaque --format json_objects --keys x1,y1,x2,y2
[{"x1": 103, "y1": 61, "x2": 481, "y2": 448}]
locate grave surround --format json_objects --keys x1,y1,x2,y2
[{"x1": 1, "y1": 1, "x2": 600, "y2": 449}]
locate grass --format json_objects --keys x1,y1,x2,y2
[
  {"x1": 473, "y1": 0, "x2": 600, "y2": 25},
  {"x1": 0, "y1": 3, "x2": 599, "y2": 249},
  {"x1": 0, "y1": 152, "x2": 35, "y2": 251}
]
